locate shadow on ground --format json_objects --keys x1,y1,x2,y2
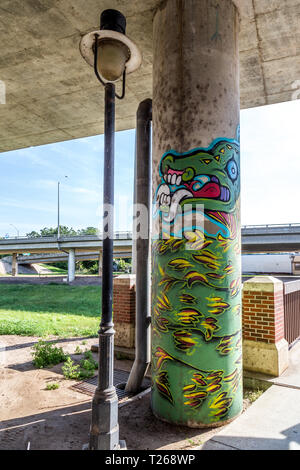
[{"x1": 0, "y1": 401, "x2": 92, "y2": 450}]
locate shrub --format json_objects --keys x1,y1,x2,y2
[{"x1": 32, "y1": 340, "x2": 67, "y2": 368}]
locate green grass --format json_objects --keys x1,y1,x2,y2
[
  {"x1": 0, "y1": 284, "x2": 101, "y2": 337},
  {"x1": 243, "y1": 388, "x2": 265, "y2": 404},
  {"x1": 40, "y1": 264, "x2": 68, "y2": 275}
]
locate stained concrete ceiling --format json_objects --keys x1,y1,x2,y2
[{"x1": 0, "y1": 0, "x2": 299, "y2": 152}]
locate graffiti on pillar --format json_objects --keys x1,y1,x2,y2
[
  {"x1": 151, "y1": 136, "x2": 242, "y2": 426},
  {"x1": 211, "y1": 5, "x2": 222, "y2": 43}
]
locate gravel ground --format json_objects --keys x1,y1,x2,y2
[{"x1": 0, "y1": 335, "x2": 252, "y2": 450}]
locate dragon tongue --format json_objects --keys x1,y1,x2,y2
[{"x1": 193, "y1": 182, "x2": 221, "y2": 199}]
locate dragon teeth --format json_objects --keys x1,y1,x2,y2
[
  {"x1": 171, "y1": 174, "x2": 177, "y2": 185},
  {"x1": 165, "y1": 173, "x2": 182, "y2": 186}
]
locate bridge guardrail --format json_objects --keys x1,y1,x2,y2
[{"x1": 0, "y1": 231, "x2": 133, "y2": 242}]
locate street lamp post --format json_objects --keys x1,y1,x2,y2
[
  {"x1": 57, "y1": 181, "x2": 60, "y2": 239},
  {"x1": 80, "y1": 9, "x2": 142, "y2": 451},
  {"x1": 10, "y1": 224, "x2": 19, "y2": 238},
  {"x1": 57, "y1": 176, "x2": 68, "y2": 240}
]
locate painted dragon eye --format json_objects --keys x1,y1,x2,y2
[{"x1": 226, "y1": 158, "x2": 238, "y2": 182}]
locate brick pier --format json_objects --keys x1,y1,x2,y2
[{"x1": 242, "y1": 276, "x2": 288, "y2": 376}]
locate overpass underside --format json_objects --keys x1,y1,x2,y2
[{"x1": 1, "y1": 0, "x2": 300, "y2": 153}]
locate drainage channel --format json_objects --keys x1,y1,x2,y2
[{"x1": 71, "y1": 369, "x2": 151, "y2": 405}]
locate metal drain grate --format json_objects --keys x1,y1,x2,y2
[{"x1": 71, "y1": 369, "x2": 150, "y2": 403}]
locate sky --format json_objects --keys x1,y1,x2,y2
[{"x1": 0, "y1": 99, "x2": 300, "y2": 237}]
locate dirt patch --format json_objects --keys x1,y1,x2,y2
[{"x1": 0, "y1": 335, "x2": 251, "y2": 450}]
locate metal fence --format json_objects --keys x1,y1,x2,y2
[{"x1": 284, "y1": 280, "x2": 300, "y2": 347}]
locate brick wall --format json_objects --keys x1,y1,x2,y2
[
  {"x1": 113, "y1": 275, "x2": 136, "y2": 348},
  {"x1": 242, "y1": 276, "x2": 288, "y2": 376},
  {"x1": 242, "y1": 281, "x2": 285, "y2": 344}
]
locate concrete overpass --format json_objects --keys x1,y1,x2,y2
[
  {"x1": 0, "y1": 233, "x2": 133, "y2": 255},
  {"x1": 1, "y1": 1, "x2": 300, "y2": 153},
  {"x1": 2, "y1": 225, "x2": 300, "y2": 256},
  {"x1": 242, "y1": 224, "x2": 300, "y2": 253},
  {"x1": 2, "y1": 224, "x2": 300, "y2": 279},
  {"x1": 17, "y1": 250, "x2": 131, "y2": 265},
  {"x1": 0, "y1": 232, "x2": 133, "y2": 281}
]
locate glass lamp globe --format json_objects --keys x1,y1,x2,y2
[{"x1": 97, "y1": 38, "x2": 130, "y2": 82}]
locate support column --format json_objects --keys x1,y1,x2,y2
[
  {"x1": 11, "y1": 253, "x2": 18, "y2": 277},
  {"x1": 68, "y1": 249, "x2": 76, "y2": 283},
  {"x1": 151, "y1": 0, "x2": 241, "y2": 427}
]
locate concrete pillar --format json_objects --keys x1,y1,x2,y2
[
  {"x1": 68, "y1": 249, "x2": 76, "y2": 283},
  {"x1": 151, "y1": 0, "x2": 241, "y2": 428},
  {"x1": 11, "y1": 253, "x2": 18, "y2": 277},
  {"x1": 243, "y1": 276, "x2": 289, "y2": 377},
  {"x1": 98, "y1": 251, "x2": 103, "y2": 277}
]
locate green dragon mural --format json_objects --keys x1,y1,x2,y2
[{"x1": 151, "y1": 136, "x2": 242, "y2": 427}]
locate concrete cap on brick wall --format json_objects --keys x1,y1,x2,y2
[
  {"x1": 243, "y1": 276, "x2": 283, "y2": 293},
  {"x1": 113, "y1": 274, "x2": 136, "y2": 288}
]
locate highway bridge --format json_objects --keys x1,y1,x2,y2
[
  {"x1": 1, "y1": 225, "x2": 300, "y2": 280},
  {"x1": 0, "y1": 232, "x2": 132, "y2": 281},
  {"x1": 0, "y1": 232, "x2": 132, "y2": 256},
  {"x1": 1, "y1": 225, "x2": 300, "y2": 256},
  {"x1": 241, "y1": 224, "x2": 300, "y2": 253}
]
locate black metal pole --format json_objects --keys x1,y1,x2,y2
[
  {"x1": 102, "y1": 82, "x2": 115, "y2": 330},
  {"x1": 89, "y1": 82, "x2": 120, "y2": 450}
]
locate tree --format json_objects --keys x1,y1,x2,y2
[
  {"x1": 77, "y1": 227, "x2": 98, "y2": 236},
  {"x1": 26, "y1": 230, "x2": 40, "y2": 238},
  {"x1": 26, "y1": 226, "x2": 77, "y2": 238},
  {"x1": 26, "y1": 226, "x2": 97, "y2": 238}
]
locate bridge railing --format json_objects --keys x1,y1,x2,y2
[
  {"x1": 0, "y1": 231, "x2": 133, "y2": 242},
  {"x1": 242, "y1": 223, "x2": 300, "y2": 230}
]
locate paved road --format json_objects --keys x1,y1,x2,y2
[
  {"x1": 0, "y1": 276, "x2": 102, "y2": 286},
  {"x1": 2, "y1": 274, "x2": 300, "y2": 286}
]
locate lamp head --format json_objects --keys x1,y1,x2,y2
[
  {"x1": 79, "y1": 10, "x2": 142, "y2": 85},
  {"x1": 100, "y1": 9, "x2": 126, "y2": 34},
  {"x1": 94, "y1": 10, "x2": 128, "y2": 82}
]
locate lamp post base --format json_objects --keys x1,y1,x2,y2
[
  {"x1": 89, "y1": 388, "x2": 120, "y2": 450},
  {"x1": 83, "y1": 440, "x2": 126, "y2": 451}
]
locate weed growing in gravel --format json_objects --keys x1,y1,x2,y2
[
  {"x1": 32, "y1": 340, "x2": 67, "y2": 368},
  {"x1": 62, "y1": 356, "x2": 81, "y2": 379},
  {"x1": 62, "y1": 351, "x2": 98, "y2": 380},
  {"x1": 46, "y1": 383, "x2": 60, "y2": 390}
]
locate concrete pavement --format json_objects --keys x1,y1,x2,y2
[{"x1": 200, "y1": 341, "x2": 300, "y2": 450}]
